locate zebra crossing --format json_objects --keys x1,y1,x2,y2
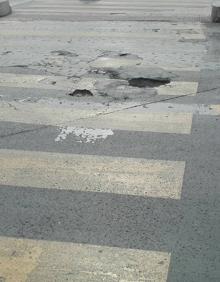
[
  {"x1": 0, "y1": 7, "x2": 219, "y2": 281},
  {"x1": 10, "y1": 0, "x2": 212, "y2": 22},
  {"x1": 0, "y1": 74, "x2": 215, "y2": 281},
  {"x1": 0, "y1": 72, "x2": 192, "y2": 281}
]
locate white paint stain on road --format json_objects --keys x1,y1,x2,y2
[{"x1": 55, "y1": 127, "x2": 114, "y2": 143}]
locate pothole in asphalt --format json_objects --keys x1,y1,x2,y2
[
  {"x1": 128, "y1": 77, "x2": 171, "y2": 88},
  {"x1": 119, "y1": 53, "x2": 130, "y2": 57},
  {"x1": 68, "y1": 89, "x2": 93, "y2": 97}
]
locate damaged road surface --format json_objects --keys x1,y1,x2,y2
[
  {"x1": 68, "y1": 89, "x2": 94, "y2": 97},
  {"x1": 128, "y1": 77, "x2": 171, "y2": 88},
  {"x1": 0, "y1": 0, "x2": 220, "y2": 282}
]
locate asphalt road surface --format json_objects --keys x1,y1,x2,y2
[{"x1": 0, "y1": 0, "x2": 220, "y2": 281}]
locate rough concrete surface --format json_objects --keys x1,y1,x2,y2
[{"x1": 0, "y1": 0, "x2": 220, "y2": 281}]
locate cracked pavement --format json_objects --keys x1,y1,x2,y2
[{"x1": 0, "y1": 0, "x2": 220, "y2": 281}]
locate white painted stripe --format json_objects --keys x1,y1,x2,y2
[
  {"x1": 0, "y1": 149, "x2": 185, "y2": 199},
  {"x1": 0, "y1": 100, "x2": 100, "y2": 125},
  {"x1": 24, "y1": 0, "x2": 211, "y2": 3},
  {"x1": 0, "y1": 74, "x2": 199, "y2": 99},
  {"x1": 75, "y1": 110, "x2": 193, "y2": 135},
  {"x1": 161, "y1": 66, "x2": 200, "y2": 72},
  {"x1": 25, "y1": 0, "x2": 210, "y2": 4},
  {"x1": 0, "y1": 28, "x2": 205, "y2": 40},
  {"x1": 13, "y1": 8, "x2": 209, "y2": 14},
  {"x1": 0, "y1": 236, "x2": 170, "y2": 282},
  {"x1": 19, "y1": 4, "x2": 210, "y2": 9},
  {"x1": 14, "y1": 4, "x2": 210, "y2": 10},
  {"x1": 0, "y1": 20, "x2": 205, "y2": 31},
  {"x1": 140, "y1": 102, "x2": 220, "y2": 116},
  {"x1": 0, "y1": 101, "x2": 193, "y2": 134},
  {"x1": 156, "y1": 81, "x2": 198, "y2": 96},
  {"x1": 0, "y1": 73, "x2": 72, "y2": 90},
  {"x1": 209, "y1": 104, "x2": 220, "y2": 115}
]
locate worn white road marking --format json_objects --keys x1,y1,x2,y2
[
  {"x1": 140, "y1": 102, "x2": 220, "y2": 116},
  {"x1": 76, "y1": 110, "x2": 193, "y2": 134},
  {"x1": 0, "y1": 236, "x2": 170, "y2": 282},
  {"x1": 0, "y1": 73, "x2": 72, "y2": 90},
  {"x1": 0, "y1": 149, "x2": 185, "y2": 199},
  {"x1": 15, "y1": 5, "x2": 210, "y2": 16},
  {"x1": 90, "y1": 55, "x2": 142, "y2": 68},
  {"x1": 209, "y1": 104, "x2": 220, "y2": 114},
  {"x1": 0, "y1": 100, "x2": 100, "y2": 124},
  {"x1": 0, "y1": 101, "x2": 193, "y2": 134},
  {"x1": 0, "y1": 237, "x2": 42, "y2": 282},
  {"x1": 156, "y1": 81, "x2": 198, "y2": 96},
  {"x1": 0, "y1": 26, "x2": 206, "y2": 40},
  {"x1": 0, "y1": 73, "x2": 198, "y2": 99},
  {"x1": 55, "y1": 127, "x2": 114, "y2": 143},
  {"x1": 0, "y1": 21, "x2": 206, "y2": 74}
]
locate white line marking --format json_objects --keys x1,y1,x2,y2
[
  {"x1": 0, "y1": 236, "x2": 171, "y2": 282},
  {"x1": 156, "y1": 81, "x2": 198, "y2": 96},
  {"x1": 0, "y1": 101, "x2": 193, "y2": 134},
  {"x1": 0, "y1": 149, "x2": 185, "y2": 199}
]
